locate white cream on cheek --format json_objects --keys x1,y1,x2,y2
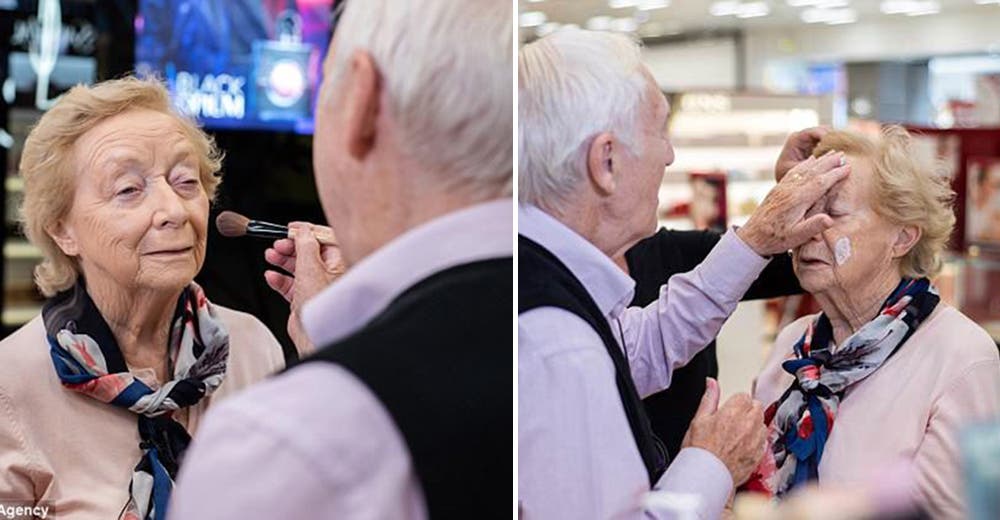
[{"x1": 834, "y1": 236, "x2": 852, "y2": 266}]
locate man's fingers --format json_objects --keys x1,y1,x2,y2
[
  {"x1": 813, "y1": 163, "x2": 851, "y2": 192},
  {"x1": 800, "y1": 126, "x2": 829, "y2": 145},
  {"x1": 788, "y1": 214, "x2": 834, "y2": 245},
  {"x1": 264, "y1": 270, "x2": 294, "y2": 303},
  {"x1": 265, "y1": 248, "x2": 296, "y2": 274},
  {"x1": 694, "y1": 377, "x2": 721, "y2": 418},
  {"x1": 291, "y1": 225, "x2": 323, "y2": 268},
  {"x1": 272, "y1": 237, "x2": 295, "y2": 256}
]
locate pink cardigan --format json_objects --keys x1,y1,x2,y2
[
  {"x1": 0, "y1": 305, "x2": 285, "y2": 519},
  {"x1": 754, "y1": 304, "x2": 1000, "y2": 518}
]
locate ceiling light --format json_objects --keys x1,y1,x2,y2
[
  {"x1": 737, "y1": 1, "x2": 771, "y2": 17},
  {"x1": 801, "y1": 7, "x2": 857, "y2": 23},
  {"x1": 710, "y1": 1, "x2": 770, "y2": 18},
  {"x1": 787, "y1": 0, "x2": 849, "y2": 6},
  {"x1": 609, "y1": 0, "x2": 641, "y2": 8},
  {"x1": 710, "y1": 1, "x2": 741, "y2": 16},
  {"x1": 638, "y1": 0, "x2": 671, "y2": 10},
  {"x1": 879, "y1": 0, "x2": 939, "y2": 15},
  {"x1": 519, "y1": 11, "x2": 547, "y2": 27},
  {"x1": 975, "y1": 0, "x2": 1000, "y2": 4},
  {"x1": 815, "y1": 0, "x2": 850, "y2": 7}
]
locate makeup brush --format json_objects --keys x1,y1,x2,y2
[{"x1": 215, "y1": 211, "x2": 337, "y2": 245}]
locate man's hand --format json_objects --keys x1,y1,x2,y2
[
  {"x1": 738, "y1": 150, "x2": 850, "y2": 257},
  {"x1": 681, "y1": 378, "x2": 767, "y2": 486},
  {"x1": 264, "y1": 222, "x2": 346, "y2": 356},
  {"x1": 775, "y1": 126, "x2": 829, "y2": 181}
]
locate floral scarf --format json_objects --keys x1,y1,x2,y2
[
  {"x1": 745, "y1": 278, "x2": 939, "y2": 498},
  {"x1": 43, "y1": 281, "x2": 229, "y2": 520}
]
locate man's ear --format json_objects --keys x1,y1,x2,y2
[
  {"x1": 46, "y1": 220, "x2": 79, "y2": 257},
  {"x1": 586, "y1": 132, "x2": 616, "y2": 196},
  {"x1": 892, "y1": 224, "x2": 921, "y2": 259},
  {"x1": 343, "y1": 49, "x2": 381, "y2": 160}
]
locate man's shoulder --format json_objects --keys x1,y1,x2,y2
[
  {"x1": 203, "y1": 361, "x2": 401, "y2": 472},
  {"x1": 519, "y1": 306, "x2": 609, "y2": 361}
]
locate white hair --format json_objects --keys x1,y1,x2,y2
[
  {"x1": 327, "y1": 0, "x2": 512, "y2": 197},
  {"x1": 519, "y1": 29, "x2": 649, "y2": 212}
]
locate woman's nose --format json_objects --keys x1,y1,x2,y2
[{"x1": 150, "y1": 180, "x2": 188, "y2": 228}]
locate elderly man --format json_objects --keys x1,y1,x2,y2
[
  {"x1": 171, "y1": 1, "x2": 511, "y2": 518},
  {"x1": 518, "y1": 30, "x2": 849, "y2": 519}
]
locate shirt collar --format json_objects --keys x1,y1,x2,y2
[
  {"x1": 518, "y1": 204, "x2": 635, "y2": 320},
  {"x1": 302, "y1": 198, "x2": 513, "y2": 348}
]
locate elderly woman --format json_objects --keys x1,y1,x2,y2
[
  {"x1": 751, "y1": 126, "x2": 1000, "y2": 517},
  {"x1": 0, "y1": 77, "x2": 285, "y2": 519}
]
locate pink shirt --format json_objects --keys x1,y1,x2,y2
[
  {"x1": 171, "y1": 199, "x2": 513, "y2": 519},
  {"x1": 0, "y1": 306, "x2": 285, "y2": 520},
  {"x1": 754, "y1": 305, "x2": 1000, "y2": 518}
]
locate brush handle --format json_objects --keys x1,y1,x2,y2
[{"x1": 246, "y1": 221, "x2": 337, "y2": 246}]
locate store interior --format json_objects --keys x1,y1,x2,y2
[{"x1": 520, "y1": 0, "x2": 1000, "y2": 400}]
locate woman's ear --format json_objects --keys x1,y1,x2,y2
[
  {"x1": 586, "y1": 132, "x2": 616, "y2": 196},
  {"x1": 892, "y1": 224, "x2": 921, "y2": 259},
  {"x1": 46, "y1": 220, "x2": 79, "y2": 257}
]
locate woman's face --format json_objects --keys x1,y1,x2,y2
[
  {"x1": 53, "y1": 109, "x2": 209, "y2": 294},
  {"x1": 792, "y1": 155, "x2": 902, "y2": 294}
]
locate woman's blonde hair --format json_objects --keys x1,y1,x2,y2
[
  {"x1": 19, "y1": 76, "x2": 224, "y2": 296},
  {"x1": 812, "y1": 125, "x2": 955, "y2": 279}
]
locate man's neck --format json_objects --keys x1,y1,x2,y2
[
  {"x1": 550, "y1": 199, "x2": 637, "y2": 260},
  {"x1": 341, "y1": 184, "x2": 505, "y2": 268}
]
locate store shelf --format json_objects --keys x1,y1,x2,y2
[
  {"x1": 5, "y1": 176, "x2": 23, "y2": 193},
  {"x1": 2, "y1": 304, "x2": 40, "y2": 327},
  {"x1": 4, "y1": 240, "x2": 42, "y2": 260}
]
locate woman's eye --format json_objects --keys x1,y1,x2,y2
[
  {"x1": 116, "y1": 186, "x2": 140, "y2": 197},
  {"x1": 176, "y1": 178, "x2": 200, "y2": 190}
]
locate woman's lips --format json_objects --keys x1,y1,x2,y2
[
  {"x1": 798, "y1": 257, "x2": 830, "y2": 267},
  {"x1": 145, "y1": 246, "x2": 194, "y2": 256}
]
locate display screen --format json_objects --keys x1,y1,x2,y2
[{"x1": 135, "y1": 0, "x2": 338, "y2": 134}]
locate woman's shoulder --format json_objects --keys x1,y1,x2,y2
[
  {"x1": 755, "y1": 313, "x2": 818, "y2": 404},
  {"x1": 210, "y1": 304, "x2": 286, "y2": 374},
  {"x1": 0, "y1": 316, "x2": 52, "y2": 385},
  {"x1": 920, "y1": 304, "x2": 999, "y2": 364},
  {"x1": 775, "y1": 314, "x2": 817, "y2": 350}
]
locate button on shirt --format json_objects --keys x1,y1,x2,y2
[
  {"x1": 171, "y1": 199, "x2": 513, "y2": 519},
  {"x1": 518, "y1": 204, "x2": 769, "y2": 520}
]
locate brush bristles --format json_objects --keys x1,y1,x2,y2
[{"x1": 216, "y1": 211, "x2": 250, "y2": 237}]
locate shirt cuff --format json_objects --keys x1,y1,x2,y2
[
  {"x1": 652, "y1": 447, "x2": 733, "y2": 520},
  {"x1": 697, "y1": 229, "x2": 771, "y2": 297}
]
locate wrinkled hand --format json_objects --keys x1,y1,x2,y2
[
  {"x1": 738, "y1": 150, "x2": 850, "y2": 257},
  {"x1": 264, "y1": 222, "x2": 345, "y2": 356},
  {"x1": 775, "y1": 126, "x2": 829, "y2": 181},
  {"x1": 681, "y1": 378, "x2": 767, "y2": 486}
]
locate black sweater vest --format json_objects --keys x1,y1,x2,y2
[
  {"x1": 300, "y1": 258, "x2": 512, "y2": 518},
  {"x1": 519, "y1": 236, "x2": 668, "y2": 487}
]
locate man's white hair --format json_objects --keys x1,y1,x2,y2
[
  {"x1": 519, "y1": 30, "x2": 649, "y2": 212},
  {"x1": 328, "y1": 0, "x2": 512, "y2": 196}
]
